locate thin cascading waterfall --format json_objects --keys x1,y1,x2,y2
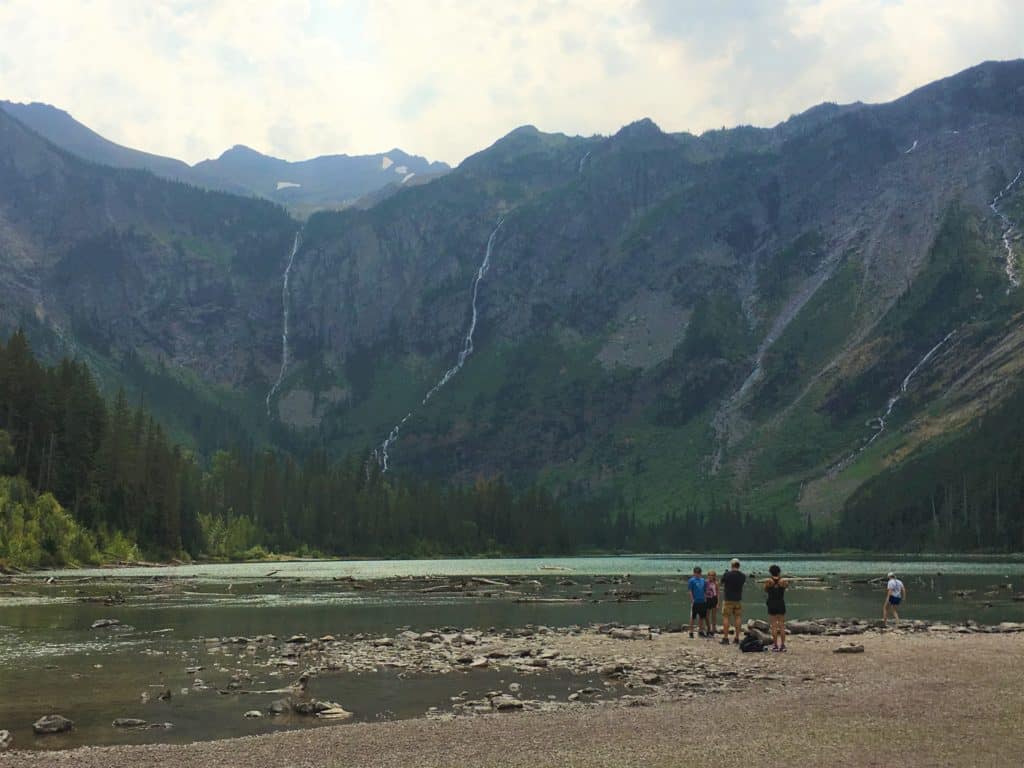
[
  {"x1": 266, "y1": 230, "x2": 302, "y2": 417},
  {"x1": 376, "y1": 218, "x2": 505, "y2": 471},
  {"x1": 830, "y1": 330, "x2": 955, "y2": 475},
  {"x1": 989, "y1": 169, "x2": 1023, "y2": 288}
]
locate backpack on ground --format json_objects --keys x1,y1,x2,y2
[{"x1": 739, "y1": 634, "x2": 765, "y2": 653}]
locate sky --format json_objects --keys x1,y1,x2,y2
[{"x1": 0, "y1": 0, "x2": 1021, "y2": 166}]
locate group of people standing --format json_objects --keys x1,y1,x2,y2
[
  {"x1": 686, "y1": 559, "x2": 790, "y2": 651},
  {"x1": 686, "y1": 561, "x2": 910, "y2": 652}
]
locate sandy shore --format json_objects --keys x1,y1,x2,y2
[{"x1": 2, "y1": 630, "x2": 1022, "y2": 768}]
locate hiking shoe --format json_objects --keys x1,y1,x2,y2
[
  {"x1": 733, "y1": 638, "x2": 740, "y2": 645},
  {"x1": 719, "y1": 638, "x2": 730, "y2": 645},
  {"x1": 688, "y1": 632, "x2": 694, "y2": 639}
]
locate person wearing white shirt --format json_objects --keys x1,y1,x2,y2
[{"x1": 883, "y1": 571, "x2": 906, "y2": 627}]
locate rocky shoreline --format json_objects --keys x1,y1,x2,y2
[
  {"x1": 2, "y1": 625, "x2": 1023, "y2": 767},
  {"x1": 198, "y1": 615, "x2": 1024, "y2": 719},
  {"x1": 3, "y1": 568, "x2": 1024, "y2": 757}
]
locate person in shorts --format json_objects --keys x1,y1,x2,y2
[
  {"x1": 720, "y1": 558, "x2": 746, "y2": 645},
  {"x1": 883, "y1": 571, "x2": 906, "y2": 627},
  {"x1": 704, "y1": 570, "x2": 720, "y2": 638},
  {"x1": 687, "y1": 566, "x2": 709, "y2": 638},
  {"x1": 764, "y1": 564, "x2": 788, "y2": 652}
]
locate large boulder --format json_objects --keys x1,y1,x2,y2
[
  {"x1": 0, "y1": 730, "x2": 13, "y2": 751},
  {"x1": 33, "y1": 714, "x2": 74, "y2": 734}
]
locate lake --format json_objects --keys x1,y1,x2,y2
[{"x1": 2, "y1": 554, "x2": 1022, "y2": 750}]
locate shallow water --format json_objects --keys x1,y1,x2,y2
[{"x1": 2, "y1": 554, "x2": 1023, "y2": 750}]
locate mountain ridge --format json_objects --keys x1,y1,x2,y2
[{"x1": 0, "y1": 100, "x2": 450, "y2": 216}]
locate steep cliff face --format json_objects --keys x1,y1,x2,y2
[
  {"x1": 0, "y1": 105, "x2": 297, "y2": 445},
  {"x1": 2, "y1": 60, "x2": 1024, "y2": 528}
]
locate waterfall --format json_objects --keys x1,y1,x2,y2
[
  {"x1": 830, "y1": 330, "x2": 955, "y2": 475},
  {"x1": 989, "y1": 169, "x2": 1023, "y2": 288},
  {"x1": 266, "y1": 230, "x2": 302, "y2": 417},
  {"x1": 376, "y1": 218, "x2": 505, "y2": 471}
]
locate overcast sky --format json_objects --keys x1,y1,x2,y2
[{"x1": 0, "y1": 1, "x2": 1020, "y2": 166}]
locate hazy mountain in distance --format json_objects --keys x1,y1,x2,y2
[
  {"x1": 191, "y1": 144, "x2": 450, "y2": 217},
  {"x1": 0, "y1": 100, "x2": 194, "y2": 181},
  {"x1": 0, "y1": 100, "x2": 450, "y2": 215}
]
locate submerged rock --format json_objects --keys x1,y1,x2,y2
[
  {"x1": 316, "y1": 706, "x2": 353, "y2": 721},
  {"x1": 268, "y1": 699, "x2": 291, "y2": 715},
  {"x1": 33, "y1": 714, "x2": 74, "y2": 734},
  {"x1": 91, "y1": 618, "x2": 121, "y2": 629},
  {"x1": 243, "y1": 710, "x2": 263, "y2": 719},
  {"x1": 112, "y1": 718, "x2": 147, "y2": 728}
]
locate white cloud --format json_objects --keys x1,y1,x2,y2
[{"x1": 0, "y1": 0, "x2": 1020, "y2": 165}]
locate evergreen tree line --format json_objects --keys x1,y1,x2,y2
[
  {"x1": 0, "y1": 331, "x2": 696, "y2": 561},
  {"x1": 17, "y1": 326, "x2": 1010, "y2": 565},
  {"x1": 837, "y1": 379, "x2": 1024, "y2": 552}
]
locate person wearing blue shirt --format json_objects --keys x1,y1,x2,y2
[{"x1": 687, "y1": 566, "x2": 710, "y2": 638}]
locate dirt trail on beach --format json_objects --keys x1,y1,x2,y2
[{"x1": 3, "y1": 632, "x2": 1022, "y2": 768}]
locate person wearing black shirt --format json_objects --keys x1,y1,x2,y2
[{"x1": 719, "y1": 558, "x2": 746, "y2": 645}]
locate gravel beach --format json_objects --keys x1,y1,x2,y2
[{"x1": 3, "y1": 630, "x2": 1021, "y2": 768}]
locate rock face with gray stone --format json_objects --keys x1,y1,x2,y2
[{"x1": 32, "y1": 714, "x2": 74, "y2": 734}]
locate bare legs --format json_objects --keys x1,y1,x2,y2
[{"x1": 769, "y1": 614, "x2": 786, "y2": 649}]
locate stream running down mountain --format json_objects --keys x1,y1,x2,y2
[
  {"x1": 830, "y1": 330, "x2": 955, "y2": 475},
  {"x1": 990, "y1": 169, "x2": 1023, "y2": 288},
  {"x1": 266, "y1": 230, "x2": 302, "y2": 417},
  {"x1": 376, "y1": 218, "x2": 505, "y2": 471}
]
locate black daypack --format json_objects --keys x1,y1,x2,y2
[{"x1": 739, "y1": 634, "x2": 765, "y2": 653}]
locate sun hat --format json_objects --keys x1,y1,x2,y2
[{"x1": 887, "y1": 572, "x2": 895, "y2": 578}]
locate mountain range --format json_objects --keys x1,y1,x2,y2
[
  {"x1": 0, "y1": 100, "x2": 450, "y2": 216},
  {"x1": 2, "y1": 59, "x2": 1024, "y2": 549}
]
